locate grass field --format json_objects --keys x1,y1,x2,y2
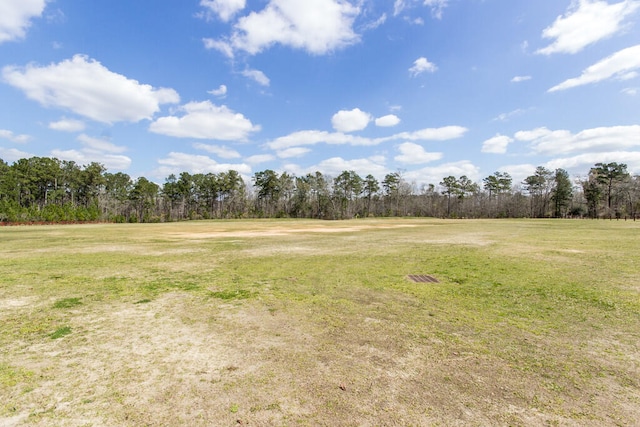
[{"x1": 1, "y1": 218, "x2": 639, "y2": 426}]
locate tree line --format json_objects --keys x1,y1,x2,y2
[{"x1": 1, "y1": 156, "x2": 638, "y2": 223}]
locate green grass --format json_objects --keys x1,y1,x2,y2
[
  {"x1": 49, "y1": 326, "x2": 72, "y2": 339},
  {"x1": 1, "y1": 218, "x2": 639, "y2": 425}
]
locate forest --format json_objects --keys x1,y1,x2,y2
[{"x1": 0, "y1": 156, "x2": 637, "y2": 223}]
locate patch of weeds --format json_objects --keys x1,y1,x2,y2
[
  {"x1": 53, "y1": 297, "x2": 82, "y2": 309},
  {"x1": 133, "y1": 299, "x2": 152, "y2": 304},
  {"x1": 50, "y1": 326, "x2": 72, "y2": 339},
  {"x1": 0, "y1": 363, "x2": 34, "y2": 387},
  {"x1": 209, "y1": 289, "x2": 253, "y2": 300},
  {"x1": 229, "y1": 403, "x2": 239, "y2": 413},
  {"x1": 144, "y1": 280, "x2": 201, "y2": 294}
]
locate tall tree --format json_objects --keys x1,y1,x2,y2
[
  {"x1": 523, "y1": 166, "x2": 554, "y2": 218},
  {"x1": 363, "y1": 174, "x2": 379, "y2": 217},
  {"x1": 440, "y1": 176, "x2": 461, "y2": 216},
  {"x1": 551, "y1": 168, "x2": 572, "y2": 218},
  {"x1": 591, "y1": 162, "x2": 629, "y2": 214}
]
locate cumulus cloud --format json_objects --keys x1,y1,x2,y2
[
  {"x1": 0, "y1": 129, "x2": 31, "y2": 143},
  {"x1": 537, "y1": 0, "x2": 640, "y2": 55},
  {"x1": 0, "y1": 0, "x2": 46, "y2": 44},
  {"x1": 77, "y1": 134, "x2": 127, "y2": 154},
  {"x1": 149, "y1": 100, "x2": 260, "y2": 140},
  {"x1": 404, "y1": 160, "x2": 481, "y2": 186},
  {"x1": 245, "y1": 154, "x2": 276, "y2": 164},
  {"x1": 241, "y1": 68, "x2": 270, "y2": 86},
  {"x1": 205, "y1": 0, "x2": 361, "y2": 57},
  {"x1": 331, "y1": 108, "x2": 372, "y2": 132},
  {"x1": 549, "y1": 45, "x2": 640, "y2": 92},
  {"x1": 51, "y1": 149, "x2": 131, "y2": 170},
  {"x1": 200, "y1": 0, "x2": 246, "y2": 22},
  {"x1": 208, "y1": 84, "x2": 228, "y2": 98},
  {"x1": 0, "y1": 147, "x2": 34, "y2": 162},
  {"x1": 515, "y1": 124, "x2": 640, "y2": 155},
  {"x1": 481, "y1": 134, "x2": 514, "y2": 154},
  {"x1": 386, "y1": 126, "x2": 467, "y2": 142},
  {"x1": 48, "y1": 118, "x2": 85, "y2": 132},
  {"x1": 49, "y1": 133, "x2": 131, "y2": 170},
  {"x1": 545, "y1": 151, "x2": 640, "y2": 173},
  {"x1": 2, "y1": 55, "x2": 180, "y2": 123},
  {"x1": 395, "y1": 142, "x2": 443, "y2": 164},
  {"x1": 193, "y1": 143, "x2": 241, "y2": 159},
  {"x1": 409, "y1": 57, "x2": 437, "y2": 76},
  {"x1": 203, "y1": 38, "x2": 235, "y2": 58},
  {"x1": 154, "y1": 152, "x2": 251, "y2": 177},
  {"x1": 375, "y1": 114, "x2": 401, "y2": 127},
  {"x1": 276, "y1": 147, "x2": 311, "y2": 158},
  {"x1": 267, "y1": 125, "x2": 467, "y2": 150},
  {"x1": 310, "y1": 156, "x2": 388, "y2": 178}
]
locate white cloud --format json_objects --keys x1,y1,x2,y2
[
  {"x1": 549, "y1": 45, "x2": 640, "y2": 92},
  {"x1": 245, "y1": 154, "x2": 276, "y2": 164},
  {"x1": 203, "y1": 38, "x2": 235, "y2": 58},
  {"x1": 362, "y1": 13, "x2": 387, "y2": 30},
  {"x1": 0, "y1": 0, "x2": 46, "y2": 44},
  {"x1": 208, "y1": 84, "x2": 228, "y2": 98},
  {"x1": 0, "y1": 147, "x2": 34, "y2": 161},
  {"x1": 511, "y1": 75, "x2": 532, "y2": 83},
  {"x1": 77, "y1": 134, "x2": 127, "y2": 154},
  {"x1": 537, "y1": 0, "x2": 640, "y2": 55},
  {"x1": 48, "y1": 118, "x2": 85, "y2": 132},
  {"x1": 386, "y1": 126, "x2": 467, "y2": 142},
  {"x1": 241, "y1": 68, "x2": 270, "y2": 86},
  {"x1": 50, "y1": 149, "x2": 131, "y2": 170},
  {"x1": 2, "y1": 55, "x2": 180, "y2": 123},
  {"x1": 395, "y1": 142, "x2": 442, "y2": 164},
  {"x1": 193, "y1": 142, "x2": 241, "y2": 159},
  {"x1": 267, "y1": 125, "x2": 467, "y2": 150},
  {"x1": 331, "y1": 108, "x2": 372, "y2": 132},
  {"x1": 267, "y1": 130, "x2": 373, "y2": 150},
  {"x1": 210, "y1": 0, "x2": 361, "y2": 56},
  {"x1": 404, "y1": 160, "x2": 481, "y2": 186},
  {"x1": 277, "y1": 147, "x2": 311, "y2": 158},
  {"x1": 149, "y1": 100, "x2": 260, "y2": 140},
  {"x1": 200, "y1": 0, "x2": 246, "y2": 22},
  {"x1": 375, "y1": 114, "x2": 401, "y2": 127},
  {"x1": 423, "y1": 0, "x2": 448, "y2": 19},
  {"x1": 492, "y1": 108, "x2": 526, "y2": 122},
  {"x1": 621, "y1": 87, "x2": 638, "y2": 95},
  {"x1": 0, "y1": 129, "x2": 31, "y2": 143},
  {"x1": 155, "y1": 152, "x2": 251, "y2": 176},
  {"x1": 545, "y1": 151, "x2": 640, "y2": 173},
  {"x1": 393, "y1": 0, "x2": 449, "y2": 19},
  {"x1": 500, "y1": 164, "x2": 538, "y2": 185},
  {"x1": 515, "y1": 125, "x2": 640, "y2": 155},
  {"x1": 409, "y1": 57, "x2": 437, "y2": 76},
  {"x1": 481, "y1": 134, "x2": 514, "y2": 154},
  {"x1": 312, "y1": 156, "x2": 388, "y2": 178}
]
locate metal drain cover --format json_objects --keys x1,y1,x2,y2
[{"x1": 407, "y1": 275, "x2": 439, "y2": 283}]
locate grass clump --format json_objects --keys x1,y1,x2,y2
[
  {"x1": 53, "y1": 298, "x2": 82, "y2": 309},
  {"x1": 49, "y1": 326, "x2": 72, "y2": 339},
  {"x1": 209, "y1": 289, "x2": 253, "y2": 300}
]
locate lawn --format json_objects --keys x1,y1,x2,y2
[{"x1": 1, "y1": 218, "x2": 639, "y2": 426}]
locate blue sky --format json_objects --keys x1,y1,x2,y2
[{"x1": 1, "y1": 0, "x2": 639, "y2": 187}]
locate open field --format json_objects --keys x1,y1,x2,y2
[{"x1": 1, "y1": 218, "x2": 639, "y2": 426}]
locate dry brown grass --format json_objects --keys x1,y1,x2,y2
[{"x1": 1, "y1": 218, "x2": 639, "y2": 426}]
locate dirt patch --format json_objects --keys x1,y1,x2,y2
[{"x1": 169, "y1": 223, "x2": 417, "y2": 240}]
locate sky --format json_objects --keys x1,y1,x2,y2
[{"x1": 1, "y1": 0, "x2": 639, "y2": 188}]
